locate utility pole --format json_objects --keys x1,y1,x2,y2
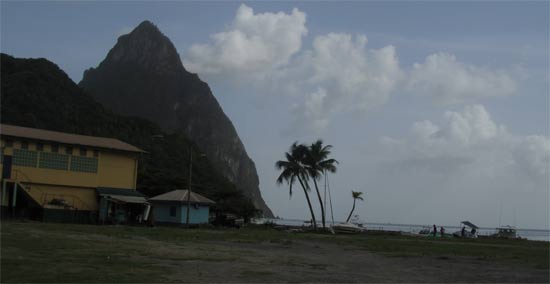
[{"x1": 186, "y1": 149, "x2": 192, "y2": 226}]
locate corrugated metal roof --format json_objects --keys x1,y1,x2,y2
[
  {"x1": 97, "y1": 187, "x2": 146, "y2": 197},
  {"x1": 108, "y1": 195, "x2": 148, "y2": 204},
  {"x1": 1, "y1": 124, "x2": 145, "y2": 153},
  {"x1": 149, "y1": 189, "x2": 215, "y2": 204}
]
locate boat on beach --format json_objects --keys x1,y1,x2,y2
[
  {"x1": 452, "y1": 221, "x2": 479, "y2": 238},
  {"x1": 489, "y1": 225, "x2": 521, "y2": 239},
  {"x1": 331, "y1": 222, "x2": 365, "y2": 234}
]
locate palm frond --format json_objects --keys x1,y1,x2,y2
[{"x1": 352, "y1": 191, "x2": 364, "y2": 201}]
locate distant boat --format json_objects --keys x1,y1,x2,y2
[
  {"x1": 250, "y1": 217, "x2": 269, "y2": 225},
  {"x1": 490, "y1": 225, "x2": 520, "y2": 239},
  {"x1": 418, "y1": 226, "x2": 433, "y2": 236},
  {"x1": 452, "y1": 220, "x2": 479, "y2": 238},
  {"x1": 331, "y1": 222, "x2": 364, "y2": 234}
]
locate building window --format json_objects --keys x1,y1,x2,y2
[
  {"x1": 169, "y1": 206, "x2": 177, "y2": 217},
  {"x1": 13, "y1": 149, "x2": 38, "y2": 167},
  {"x1": 5, "y1": 140, "x2": 13, "y2": 147},
  {"x1": 70, "y1": 156, "x2": 98, "y2": 173},
  {"x1": 65, "y1": 146, "x2": 73, "y2": 155},
  {"x1": 39, "y1": 152, "x2": 69, "y2": 170},
  {"x1": 36, "y1": 143, "x2": 44, "y2": 151},
  {"x1": 93, "y1": 150, "x2": 99, "y2": 157},
  {"x1": 80, "y1": 147, "x2": 87, "y2": 156},
  {"x1": 51, "y1": 144, "x2": 59, "y2": 153},
  {"x1": 21, "y1": 141, "x2": 28, "y2": 149}
]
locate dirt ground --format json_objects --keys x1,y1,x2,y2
[
  {"x1": 138, "y1": 238, "x2": 549, "y2": 283},
  {"x1": 2, "y1": 222, "x2": 548, "y2": 283}
]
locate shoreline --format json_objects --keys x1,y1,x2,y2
[{"x1": 257, "y1": 218, "x2": 550, "y2": 242}]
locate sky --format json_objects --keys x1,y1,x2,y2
[{"x1": 2, "y1": 1, "x2": 549, "y2": 229}]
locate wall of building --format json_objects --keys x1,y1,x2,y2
[
  {"x1": 152, "y1": 204, "x2": 210, "y2": 224},
  {"x1": 98, "y1": 151, "x2": 138, "y2": 190},
  {"x1": 181, "y1": 205, "x2": 210, "y2": 224},
  {"x1": 153, "y1": 204, "x2": 182, "y2": 224},
  {"x1": 1, "y1": 137, "x2": 139, "y2": 211}
]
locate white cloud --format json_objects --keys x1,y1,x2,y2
[
  {"x1": 381, "y1": 104, "x2": 548, "y2": 186},
  {"x1": 513, "y1": 135, "x2": 550, "y2": 179},
  {"x1": 282, "y1": 33, "x2": 402, "y2": 133},
  {"x1": 364, "y1": 104, "x2": 548, "y2": 228},
  {"x1": 287, "y1": 88, "x2": 329, "y2": 134},
  {"x1": 439, "y1": 104, "x2": 502, "y2": 144},
  {"x1": 183, "y1": 4, "x2": 307, "y2": 74},
  {"x1": 408, "y1": 53, "x2": 518, "y2": 105},
  {"x1": 181, "y1": 6, "x2": 524, "y2": 135}
]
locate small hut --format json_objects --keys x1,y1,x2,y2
[{"x1": 149, "y1": 190, "x2": 215, "y2": 225}]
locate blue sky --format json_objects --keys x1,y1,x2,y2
[{"x1": 2, "y1": 1, "x2": 548, "y2": 229}]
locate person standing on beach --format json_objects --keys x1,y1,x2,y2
[
  {"x1": 440, "y1": 226, "x2": 445, "y2": 237},
  {"x1": 433, "y1": 224, "x2": 437, "y2": 237}
]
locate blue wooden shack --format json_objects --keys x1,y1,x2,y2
[{"x1": 149, "y1": 190, "x2": 215, "y2": 225}]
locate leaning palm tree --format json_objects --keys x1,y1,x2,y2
[
  {"x1": 303, "y1": 140, "x2": 338, "y2": 229},
  {"x1": 276, "y1": 142, "x2": 317, "y2": 230},
  {"x1": 346, "y1": 191, "x2": 364, "y2": 223}
]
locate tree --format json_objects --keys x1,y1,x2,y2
[
  {"x1": 303, "y1": 140, "x2": 338, "y2": 229},
  {"x1": 276, "y1": 142, "x2": 317, "y2": 230},
  {"x1": 346, "y1": 191, "x2": 364, "y2": 223}
]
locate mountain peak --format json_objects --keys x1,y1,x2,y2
[
  {"x1": 79, "y1": 20, "x2": 275, "y2": 217},
  {"x1": 99, "y1": 20, "x2": 185, "y2": 74},
  {"x1": 130, "y1": 20, "x2": 163, "y2": 38},
  {"x1": 135, "y1": 20, "x2": 157, "y2": 30}
]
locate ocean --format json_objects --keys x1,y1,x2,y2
[{"x1": 261, "y1": 218, "x2": 550, "y2": 242}]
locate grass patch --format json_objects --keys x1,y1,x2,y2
[
  {"x1": 269, "y1": 255, "x2": 306, "y2": 266},
  {"x1": 345, "y1": 234, "x2": 549, "y2": 269},
  {"x1": 240, "y1": 270, "x2": 274, "y2": 277},
  {"x1": 1, "y1": 221, "x2": 548, "y2": 283}
]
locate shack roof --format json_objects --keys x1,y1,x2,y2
[
  {"x1": 1, "y1": 124, "x2": 144, "y2": 153},
  {"x1": 97, "y1": 187, "x2": 146, "y2": 197},
  {"x1": 108, "y1": 195, "x2": 148, "y2": 204},
  {"x1": 461, "y1": 221, "x2": 479, "y2": 229},
  {"x1": 149, "y1": 190, "x2": 215, "y2": 205}
]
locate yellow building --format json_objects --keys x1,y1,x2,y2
[{"x1": 0, "y1": 124, "x2": 146, "y2": 222}]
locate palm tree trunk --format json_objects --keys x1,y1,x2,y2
[
  {"x1": 297, "y1": 177, "x2": 317, "y2": 230},
  {"x1": 312, "y1": 179, "x2": 326, "y2": 229},
  {"x1": 346, "y1": 199, "x2": 356, "y2": 223}
]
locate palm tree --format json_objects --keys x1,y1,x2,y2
[
  {"x1": 303, "y1": 140, "x2": 338, "y2": 229},
  {"x1": 276, "y1": 142, "x2": 317, "y2": 230},
  {"x1": 346, "y1": 191, "x2": 364, "y2": 223}
]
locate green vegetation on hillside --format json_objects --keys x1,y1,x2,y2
[{"x1": 0, "y1": 53, "x2": 258, "y2": 218}]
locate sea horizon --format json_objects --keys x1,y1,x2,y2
[{"x1": 260, "y1": 217, "x2": 550, "y2": 242}]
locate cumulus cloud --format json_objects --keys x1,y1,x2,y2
[
  {"x1": 408, "y1": 53, "x2": 518, "y2": 105},
  {"x1": 288, "y1": 88, "x2": 329, "y2": 134},
  {"x1": 513, "y1": 135, "x2": 550, "y2": 180},
  {"x1": 182, "y1": 5, "x2": 523, "y2": 134},
  {"x1": 184, "y1": 4, "x2": 307, "y2": 74},
  {"x1": 283, "y1": 33, "x2": 402, "y2": 133},
  {"x1": 380, "y1": 104, "x2": 549, "y2": 186}
]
